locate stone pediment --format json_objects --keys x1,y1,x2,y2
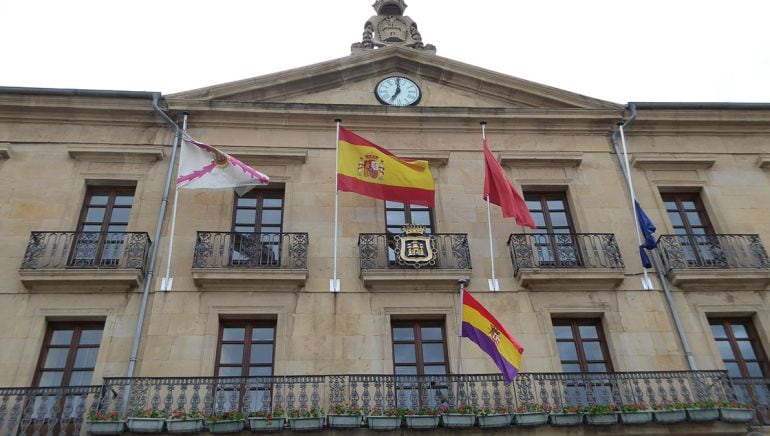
[{"x1": 168, "y1": 47, "x2": 620, "y2": 111}]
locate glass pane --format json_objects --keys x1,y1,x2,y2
[
  {"x1": 219, "y1": 344, "x2": 243, "y2": 364},
  {"x1": 587, "y1": 363, "x2": 607, "y2": 373},
  {"x1": 236, "y1": 209, "x2": 256, "y2": 224},
  {"x1": 421, "y1": 327, "x2": 443, "y2": 341},
  {"x1": 582, "y1": 342, "x2": 605, "y2": 360},
  {"x1": 738, "y1": 341, "x2": 757, "y2": 360},
  {"x1": 681, "y1": 201, "x2": 697, "y2": 210},
  {"x1": 561, "y1": 364, "x2": 581, "y2": 372},
  {"x1": 237, "y1": 198, "x2": 257, "y2": 207},
  {"x1": 235, "y1": 226, "x2": 254, "y2": 233},
  {"x1": 725, "y1": 362, "x2": 742, "y2": 378},
  {"x1": 686, "y1": 212, "x2": 703, "y2": 226},
  {"x1": 386, "y1": 211, "x2": 405, "y2": 226},
  {"x1": 663, "y1": 200, "x2": 677, "y2": 210},
  {"x1": 114, "y1": 195, "x2": 134, "y2": 206},
  {"x1": 250, "y1": 344, "x2": 274, "y2": 364},
  {"x1": 251, "y1": 328, "x2": 275, "y2": 342},
  {"x1": 39, "y1": 371, "x2": 63, "y2": 387},
  {"x1": 422, "y1": 343, "x2": 445, "y2": 363},
  {"x1": 394, "y1": 366, "x2": 417, "y2": 375},
  {"x1": 218, "y1": 366, "x2": 241, "y2": 377},
  {"x1": 546, "y1": 199, "x2": 565, "y2": 210},
  {"x1": 423, "y1": 365, "x2": 446, "y2": 375},
  {"x1": 410, "y1": 211, "x2": 431, "y2": 226},
  {"x1": 109, "y1": 208, "x2": 131, "y2": 223},
  {"x1": 557, "y1": 342, "x2": 578, "y2": 361},
  {"x1": 525, "y1": 200, "x2": 541, "y2": 210},
  {"x1": 74, "y1": 348, "x2": 98, "y2": 368},
  {"x1": 731, "y1": 324, "x2": 749, "y2": 339},
  {"x1": 44, "y1": 349, "x2": 69, "y2": 369},
  {"x1": 717, "y1": 341, "x2": 735, "y2": 360},
  {"x1": 532, "y1": 213, "x2": 546, "y2": 228},
  {"x1": 579, "y1": 325, "x2": 598, "y2": 339},
  {"x1": 393, "y1": 344, "x2": 416, "y2": 364},
  {"x1": 89, "y1": 195, "x2": 109, "y2": 206},
  {"x1": 385, "y1": 201, "x2": 404, "y2": 208},
  {"x1": 85, "y1": 208, "x2": 105, "y2": 223},
  {"x1": 553, "y1": 325, "x2": 573, "y2": 339},
  {"x1": 106, "y1": 225, "x2": 127, "y2": 233},
  {"x1": 249, "y1": 366, "x2": 272, "y2": 376},
  {"x1": 263, "y1": 198, "x2": 283, "y2": 208},
  {"x1": 392, "y1": 327, "x2": 414, "y2": 341},
  {"x1": 80, "y1": 330, "x2": 103, "y2": 345},
  {"x1": 667, "y1": 212, "x2": 683, "y2": 227},
  {"x1": 223, "y1": 328, "x2": 245, "y2": 341},
  {"x1": 69, "y1": 371, "x2": 93, "y2": 386},
  {"x1": 550, "y1": 212, "x2": 568, "y2": 227},
  {"x1": 50, "y1": 330, "x2": 73, "y2": 345},
  {"x1": 81, "y1": 225, "x2": 102, "y2": 233},
  {"x1": 746, "y1": 362, "x2": 765, "y2": 378},
  {"x1": 261, "y1": 210, "x2": 282, "y2": 225},
  {"x1": 710, "y1": 324, "x2": 727, "y2": 339}
]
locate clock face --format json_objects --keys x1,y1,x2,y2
[{"x1": 375, "y1": 76, "x2": 421, "y2": 106}]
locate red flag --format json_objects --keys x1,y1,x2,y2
[{"x1": 483, "y1": 138, "x2": 537, "y2": 228}]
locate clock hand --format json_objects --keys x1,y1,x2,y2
[{"x1": 390, "y1": 78, "x2": 402, "y2": 102}]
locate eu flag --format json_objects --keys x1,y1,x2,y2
[{"x1": 635, "y1": 201, "x2": 657, "y2": 268}]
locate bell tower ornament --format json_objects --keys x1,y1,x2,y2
[{"x1": 351, "y1": 0, "x2": 436, "y2": 54}]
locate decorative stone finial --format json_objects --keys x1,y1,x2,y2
[{"x1": 351, "y1": 0, "x2": 436, "y2": 54}]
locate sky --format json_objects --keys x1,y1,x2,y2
[{"x1": 2, "y1": 0, "x2": 769, "y2": 104}]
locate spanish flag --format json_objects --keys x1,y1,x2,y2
[
  {"x1": 462, "y1": 289, "x2": 523, "y2": 382},
  {"x1": 337, "y1": 127, "x2": 435, "y2": 207}
]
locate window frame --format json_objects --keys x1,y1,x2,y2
[
  {"x1": 231, "y1": 189, "x2": 285, "y2": 235},
  {"x1": 390, "y1": 319, "x2": 449, "y2": 377},
  {"x1": 709, "y1": 317, "x2": 769, "y2": 379},
  {"x1": 32, "y1": 321, "x2": 104, "y2": 388},
  {"x1": 525, "y1": 192, "x2": 580, "y2": 266},
  {"x1": 214, "y1": 320, "x2": 277, "y2": 379},
  {"x1": 74, "y1": 186, "x2": 136, "y2": 266},
  {"x1": 552, "y1": 318, "x2": 613, "y2": 373},
  {"x1": 384, "y1": 201, "x2": 435, "y2": 234}
]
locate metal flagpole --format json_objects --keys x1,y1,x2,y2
[
  {"x1": 456, "y1": 278, "x2": 467, "y2": 375},
  {"x1": 160, "y1": 113, "x2": 188, "y2": 291},
  {"x1": 481, "y1": 122, "x2": 499, "y2": 292},
  {"x1": 330, "y1": 119, "x2": 341, "y2": 293}
]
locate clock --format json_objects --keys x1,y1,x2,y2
[{"x1": 375, "y1": 76, "x2": 422, "y2": 106}]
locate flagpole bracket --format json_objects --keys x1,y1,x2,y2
[
  {"x1": 160, "y1": 277, "x2": 173, "y2": 292},
  {"x1": 488, "y1": 278, "x2": 500, "y2": 292},
  {"x1": 329, "y1": 278, "x2": 340, "y2": 293}
]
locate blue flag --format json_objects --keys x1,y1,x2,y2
[{"x1": 635, "y1": 201, "x2": 657, "y2": 268}]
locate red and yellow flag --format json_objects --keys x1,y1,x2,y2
[{"x1": 337, "y1": 127, "x2": 435, "y2": 207}]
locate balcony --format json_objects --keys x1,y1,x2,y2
[
  {"x1": 192, "y1": 231, "x2": 309, "y2": 290},
  {"x1": 358, "y1": 232, "x2": 471, "y2": 290},
  {"x1": 19, "y1": 231, "x2": 150, "y2": 292},
  {"x1": 657, "y1": 234, "x2": 770, "y2": 291},
  {"x1": 2, "y1": 371, "x2": 760, "y2": 435},
  {"x1": 508, "y1": 233, "x2": 625, "y2": 291}
]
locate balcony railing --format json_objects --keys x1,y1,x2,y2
[
  {"x1": 2, "y1": 371, "x2": 755, "y2": 434},
  {"x1": 358, "y1": 233, "x2": 471, "y2": 270},
  {"x1": 193, "y1": 231, "x2": 308, "y2": 269},
  {"x1": 732, "y1": 377, "x2": 770, "y2": 425},
  {"x1": 20, "y1": 231, "x2": 151, "y2": 271},
  {"x1": 508, "y1": 233, "x2": 624, "y2": 273},
  {"x1": 657, "y1": 234, "x2": 770, "y2": 270}
]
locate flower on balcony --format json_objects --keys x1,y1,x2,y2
[
  {"x1": 441, "y1": 404, "x2": 478, "y2": 415},
  {"x1": 87, "y1": 410, "x2": 121, "y2": 422},
  {"x1": 169, "y1": 409, "x2": 204, "y2": 420},
  {"x1": 477, "y1": 406, "x2": 509, "y2": 416},
  {"x1": 208, "y1": 411, "x2": 245, "y2": 422},
  {"x1": 514, "y1": 404, "x2": 548, "y2": 413},
  {"x1": 584, "y1": 404, "x2": 618, "y2": 415},
  {"x1": 404, "y1": 406, "x2": 441, "y2": 416},
  {"x1": 250, "y1": 405, "x2": 285, "y2": 421},
  {"x1": 130, "y1": 408, "x2": 170, "y2": 419},
  {"x1": 620, "y1": 403, "x2": 649, "y2": 413},
  {"x1": 717, "y1": 400, "x2": 754, "y2": 410},
  {"x1": 550, "y1": 405, "x2": 583, "y2": 414},
  {"x1": 368, "y1": 406, "x2": 405, "y2": 417},
  {"x1": 288, "y1": 407, "x2": 324, "y2": 418},
  {"x1": 687, "y1": 399, "x2": 717, "y2": 409},
  {"x1": 329, "y1": 402, "x2": 361, "y2": 415},
  {"x1": 651, "y1": 401, "x2": 687, "y2": 411}
]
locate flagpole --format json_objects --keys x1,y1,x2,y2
[
  {"x1": 330, "y1": 119, "x2": 341, "y2": 293},
  {"x1": 481, "y1": 122, "x2": 499, "y2": 292},
  {"x1": 160, "y1": 113, "x2": 187, "y2": 291},
  {"x1": 456, "y1": 278, "x2": 467, "y2": 376}
]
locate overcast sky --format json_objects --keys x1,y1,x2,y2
[{"x1": 2, "y1": 0, "x2": 769, "y2": 104}]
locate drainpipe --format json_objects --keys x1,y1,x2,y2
[
  {"x1": 125, "y1": 93, "x2": 180, "y2": 379},
  {"x1": 610, "y1": 104, "x2": 698, "y2": 371}
]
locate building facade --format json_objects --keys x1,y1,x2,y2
[{"x1": 1, "y1": 2, "x2": 769, "y2": 434}]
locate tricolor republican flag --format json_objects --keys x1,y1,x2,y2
[{"x1": 177, "y1": 136, "x2": 269, "y2": 195}]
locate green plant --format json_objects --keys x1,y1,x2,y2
[
  {"x1": 514, "y1": 404, "x2": 548, "y2": 413},
  {"x1": 442, "y1": 404, "x2": 478, "y2": 414},
  {"x1": 249, "y1": 405, "x2": 285, "y2": 420},
  {"x1": 405, "y1": 406, "x2": 441, "y2": 416},
  {"x1": 717, "y1": 400, "x2": 754, "y2": 410},
  {"x1": 550, "y1": 405, "x2": 583, "y2": 414},
  {"x1": 130, "y1": 408, "x2": 169, "y2": 418},
  {"x1": 620, "y1": 403, "x2": 648, "y2": 413},
  {"x1": 168, "y1": 409, "x2": 204, "y2": 420},
  {"x1": 585, "y1": 404, "x2": 618, "y2": 415},
  {"x1": 688, "y1": 399, "x2": 716, "y2": 409},
  {"x1": 208, "y1": 410, "x2": 245, "y2": 422},
  {"x1": 651, "y1": 401, "x2": 687, "y2": 411},
  {"x1": 87, "y1": 410, "x2": 121, "y2": 422},
  {"x1": 368, "y1": 406, "x2": 405, "y2": 417},
  {"x1": 288, "y1": 407, "x2": 324, "y2": 418},
  {"x1": 329, "y1": 402, "x2": 361, "y2": 415},
  {"x1": 477, "y1": 405, "x2": 509, "y2": 416}
]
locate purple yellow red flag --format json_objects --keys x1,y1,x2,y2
[
  {"x1": 483, "y1": 138, "x2": 536, "y2": 228},
  {"x1": 337, "y1": 127, "x2": 435, "y2": 207},
  {"x1": 462, "y1": 289, "x2": 524, "y2": 382}
]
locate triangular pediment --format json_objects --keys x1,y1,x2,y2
[{"x1": 168, "y1": 46, "x2": 620, "y2": 110}]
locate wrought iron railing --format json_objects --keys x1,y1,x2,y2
[
  {"x1": 20, "y1": 231, "x2": 151, "y2": 271},
  {"x1": 508, "y1": 233, "x2": 624, "y2": 273},
  {"x1": 358, "y1": 233, "x2": 471, "y2": 270},
  {"x1": 732, "y1": 377, "x2": 770, "y2": 425},
  {"x1": 193, "y1": 232, "x2": 308, "y2": 269},
  {"x1": 1, "y1": 371, "x2": 756, "y2": 434},
  {"x1": 657, "y1": 234, "x2": 770, "y2": 270}
]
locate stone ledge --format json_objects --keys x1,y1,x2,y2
[
  {"x1": 631, "y1": 154, "x2": 717, "y2": 170},
  {"x1": 667, "y1": 268, "x2": 770, "y2": 291},
  {"x1": 0, "y1": 143, "x2": 10, "y2": 159},
  {"x1": 499, "y1": 152, "x2": 583, "y2": 168},
  {"x1": 220, "y1": 147, "x2": 308, "y2": 165},
  {"x1": 192, "y1": 268, "x2": 308, "y2": 290},
  {"x1": 515, "y1": 268, "x2": 625, "y2": 291},
  {"x1": 390, "y1": 150, "x2": 450, "y2": 167},
  {"x1": 758, "y1": 155, "x2": 770, "y2": 170},
  {"x1": 361, "y1": 269, "x2": 470, "y2": 291},
  {"x1": 19, "y1": 268, "x2": 143, "y2": 292},
  {"x1": 67, "y1": 145, "x2": 165, "y2": 162}
]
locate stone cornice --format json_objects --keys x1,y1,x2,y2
[
  {"x1": 68, "y1": 145, "x2": 166, "y2": 162},
  {"x1": 626, "y1": 108, "x2": 770, "y2": 135},
  {"x1": 499, "y1": 152, "x2": 583, "y2": 168},
  {"x1": 632, "y1": 154, "x2": 717, "y2": 170},
  {"x1": 218, "y1": 147, "x2": 308, "y2": 164}
]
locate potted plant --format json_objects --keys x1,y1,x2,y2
[
  {"x1": 584, "y1": 403, "x2": 618, "y2": 425},
  {"x1": 327, "y1": 402, "x2": 362, "y2": 428},
  {"x1": 476, "y1": 406, "x2": 510, "y2": 429},
  {"x1": 207, "y1": 410, "x2": 245, "y2": 434},
  {"x1": 512, "y1": 404, "x2": 549, "y2": 426},
  {"x1": 718, "y1": 400, "x2": 755, "y2": 423},
  {"x1": 441, "y1": 404, "x2": 477, "y2": 428},
  {"x1": 404, "y1": 406, "x2": 441, "y2": 429},
  {"x1": 367, "y1": 406, "x2": 403, "y2": 431},
  {"x1": 287, "y1": 407, "x2": 324, "y2": 431},
  {"x1": 651, "y1": 401, "x2": 687, "y2": 423},
  {"x1": 127, "y1": 408, "x2": 168, "y2": 433},
  {"x1": 619, "y1": 403, "x2": 652, "y2": 424},
  {"x1": 166, "y1": 409, "x2": 205, "y2": 433},
  {"x1": 248, "y1": 405, "x2": 286, "y2": 432},
  {"x1": 549, "y1": 405, "x2": 583, "y2": 426},
  {"x1": 86, "y1": 410, "x2": 125, "y2": 435},
  {"x1": 686, "y1": 399, "x2": 719, "y2": 422}
]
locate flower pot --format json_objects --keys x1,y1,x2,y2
[
  {"x1": 404, "y1": 415, "x2": 440, "y2": 429},
  {"x1": 248, "y1": 417, "x2": 286, "y2": 432},
  {"x1": 367, "y1": 415, "x2": 401, "y2": 431},
  {"x1": 127, "y1": 417, "x2": 165, "y2": 433},
  {"x1": 653, "y1": 410, "x2": 686, "y2": 423},
  {"x1": 288, "y1": 417, "x2": 324, "y2": 431},
  {"x1": 620, "y1": 411, "x2": 652, "y2": 424},
  {"x1": 585, "y1": 413, "x2": 618, "y2": 425},
  {"x1": 327, "y1": 414, "x2": 362, "y2": 428},
  {"x1": 166, "y1": 418, "x2": 205, "y2": 433},
  {"x1": 441, "y1": 413, "x2": 476, "y2": 428},
  {"x1": 719, "y1": 407, "x2": 755, "y2": 423},
  {"x1": 513, "y1": 412, "x2": 548, "y2": 426},
  {"x1": 549, "y1": 413, "x2": 582, "y2": 426},
  {"x1": 207, "y1": 419, "x2": 245, "y2": 434},
  {"x1": 477, "y1": 414, "x2": 510, "y2": 429},
  {"x1": 687, "y1": 408, "x2": 719, "y2": 422},
  {"x1": 86, "y1": 420, "x2": 125, "y2": 435}
]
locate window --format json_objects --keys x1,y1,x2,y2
[
  {"x1": 230, "y1": 189, "x2": 284, "y2": 266},
  {"x1": 709, "y1": 318, "x2": 768, "y2": 379},
  {"x1": 73, "y1": 186, "x2": 135, "y2": 266},
  {"x1": 661, "y1": 192, "x2": 723, "y2": 265},
  {"x1": 552, "y1": 319, "x2": 612, "y2": 373},
  {"x1": 385, "y1": 201, "x2": 434, "y2": 235},
  {"x1": 34, "y1": 322, "x2": 104, "y2": 387},
  {"x1": 215, "y1": 320, "x2": 276, "y2": 378},
  {"x1": 525, "y1": 192, "x2": 579, "y2": 266},
  {"x1": 391, "y1": 319, "x2": 449, "y2": 408}
]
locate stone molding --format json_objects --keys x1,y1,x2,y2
[
  {"x1": 390, "y1": 150, "x2": 450, "y2": 166},
  {"x1": 758, "y1": 155, "x2": 770, "y2": 170},
  {"x1": 67, "y1": 145, "x2": 165, "y2": 163},
  {"x1": 192, "y1": 268, "x2": 308, "y2": 291},
  {"x1": 666, "y1": 268, "x2": 770, "y2": 292},
  {"x1": 360, "y1": 269, "x2": 470, "y2": 291},
  {"x1": 0, "y1": 143, "x2": 10, "y2": 159},
  {"x1": 219, "y1": 147, "x2": 308, "y2": 165},
  {"x1": 499, "y1": 152, "x2": 583, "y2": 168},
  {"x1": 631, "y1": 154, "x2": 717, "y2": 170},
  {"x1": 19, "y1": 269, "x2": 144, "y2": 292},
  {"x1": 515, "y1": 269, "x2": 625, "y2": 291}
]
